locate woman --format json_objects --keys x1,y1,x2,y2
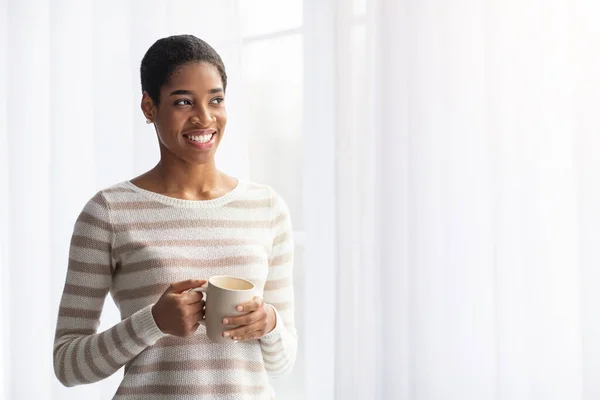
[{"x1": 53, "y1": 34, "x2": 297, "y2": 399}]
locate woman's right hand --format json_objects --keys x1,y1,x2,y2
[{"x1": 151, "y1": 279, "x2": 206, "y2": 337}]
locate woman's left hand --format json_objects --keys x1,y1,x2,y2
[{"x1": 222, "y1": 296, "x2": 276, "y2": 341}]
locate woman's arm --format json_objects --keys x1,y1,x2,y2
[
  {"x1": 53, "y1": 192, "x2": 166, "y2": 387},
  {"x1": 259, "y1": 190, "x2": 298, "y2": 376}
]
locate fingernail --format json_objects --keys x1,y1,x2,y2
[
  {"x1": 223, "y1": 319, "x2": 229, "y2": 325},
  {"x1": 233, "y1": 337, "x2": 239, "y2": 340},
  {"x1": 237, "y1": 306, "x2": 243, "y2": 312},
  {"x1": 223, "y1": 332, "x2": 230, "y2": 337}
]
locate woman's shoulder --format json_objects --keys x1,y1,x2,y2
[
  {"x1": 94, "y1": 180, "x2": 140, "y2": 202},
  {"x1": 99, "y1": 180, "x2": 138, "y2": 194},
  {"x1": 236, "y1": 181, "x2": 291, "y2": 229},
  {"x1": 78, "y1": 181, "x2": 140, "y2": 211},
  {"x1": 239, "y1": 179, "x2": 270, "y2": 195},
  {"x1": 237, "y1": 179, "x2": 287, "y2": 208}
]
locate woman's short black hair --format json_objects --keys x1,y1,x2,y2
[{"x1": 140, "y1": 34, "x2": 227, "y2": 105}]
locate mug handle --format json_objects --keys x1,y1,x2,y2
[{"x1": 189, "y1": 285, "x2": 207, "y2": 326}]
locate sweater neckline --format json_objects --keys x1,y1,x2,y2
[{"x1": 120, "y1": 179, "x2": 246, "y2": 209}]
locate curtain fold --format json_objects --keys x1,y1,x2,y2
[{"x1": 334, "y1": 0, "x2": 600, "y2": 399}]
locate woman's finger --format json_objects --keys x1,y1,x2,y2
[
  {"x1": 223, "y1": 320, "x2": 265, "y2": 340},
  {"x1": 185, "y1": 301, "x2": 204, "y2": 317},
  {"x1": 235, "y1": 296, "x2": 263, "y2": 313},
  {"x1": 192, "y1": 300, "x2": 206, "y2": 316},
  {"x1": 222, "y1": 308, "x2": 263, "y2": 326}
]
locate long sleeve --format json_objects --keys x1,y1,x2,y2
[
  {"x1": 259, "y1": 190, "x2": 298, "y2": 376},
  {"x1": 53, "y1": 192, "x2": 167, "y2": 387}
]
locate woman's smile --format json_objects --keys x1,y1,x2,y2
[{"x1": 182, "y1": 129, "x2": 217, "y2": 150}]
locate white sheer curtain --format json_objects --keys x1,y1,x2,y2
[
  {"x1": 0, "y1": 1, "x2": 248, "y2": 398},
  {"x1": 330, "y1": 0, "x2": 600, "y2": 399},
  {"x1": 4, "y1": 0, "x2": 600, "y2": 399}
]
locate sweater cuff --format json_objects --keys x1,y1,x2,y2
[
  {"x1": 131, "y1": 303, "x2": 168, "y2": 345},
  {"x1": 260, "y1": 304, "x2": 285, "y2": 344}
]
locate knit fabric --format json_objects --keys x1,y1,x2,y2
[{"x1": 53, "y1": 179, "x2": 297, "y2": 399}]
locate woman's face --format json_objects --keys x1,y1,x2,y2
[{"x1": 143, "y1": 62, "x2": 227, "y2": 165}]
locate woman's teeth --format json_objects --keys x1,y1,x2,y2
[{"x1": 186, "y1": 134, "x2": 212, "y2": 143}]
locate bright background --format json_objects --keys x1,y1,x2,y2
[{"x1": 2, "y1": 0, "x2": 600, "y2": 399}]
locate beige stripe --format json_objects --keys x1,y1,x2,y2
[
  {"x1": 127, "y1": 359, "x2": 265, "y2": 374},
  {"x1": 118, "y1": 255, "x2": 265, "y2": 276},
  {"x1": 264, "y1": 350, "x2": 286, "y2": 363},
  {"x1": 83, "y1": 337, "x2": 106, "y2": 380},
  {"x1": 71, "y1": 235, "x2": 111, "y2": 252},
  {"x1": 116, "y1": 384, "x2": 266, "y2": 396},
  {"x1": 270, "y1": 252, "x2": 293, "y2": 266},
  {"x1": 112, "y1": 327, "x2": 135, "y2": 359},
  {"x1": 264, "y1": 277, "x2": 292, "y2": 291},
  {"x1": 261, "y1": 345, "x2": 281, "y2": 356},
  {"x1": 125, "y1": 318, "x2": 147, "y2": 348},
  {"x1": 59, "y1": 307, "x2": 102, "y2": 320},
  {"x1": 117, "y1": 278, "x2": 267, "y2": 303},
  {"x1": 78, "y1": 212, "x2": 111, "y2": 232},
  {"x1": 63, "y1": 283, "x2": 107, "y2": 299},
  {"x1": 273, "y1": 213, "x2": 288, "y2": 226},
  {"x1": 273, "y1": 231, "x2": 290, "y2": 247},
  {"x1": 103, "y1": 187, "x2": 136, "y2": 194},
  {"x1": 55, "y1": 345, "x2": 69, "y2": 384},
  {"x1": 71, "y1": 337, "x2": 91, "y2": 384},
  {"x1": 114, "y1": 283, "x2": 167, "y2": 302},
  {"x1": 68, "y1": 259, "x2": 111, "y2": 275},
  {"x1": 113, "y1": 219, "x2": 271, "y2": 233},
  {"x1": 110, "y1": 201, "x2": 170, "y2": 210},
  {"x1": 153, "y1": 335, "x2": 206, "y2": 348},
  {"x1": 270, "y1": 302, "x2": 292, "y2": 312},
  {"x1": 114, "y1": 238, "x2": 266, "y2": 257},
  {"x1": 124, "y1": 360, "x2": 133, "y2": 375},
  {"x1": 264, "y1": 354, "x2": 287, "y2": 368},
  {"x1": 90, "y1": 192, "x2": 108, "y2": 207},
  {"x1": 56, "y1": 328, "x2": 95, "y2": 337},
  {"x1": 98, "y1": 332, "x2": 121, "y2": 371},
  {"x1": 151, "y1": 332, "x2": 276, "y2": 349},
  {"x1": 225, "y1": 199, "x2": 271, "y2": 208},
  {"x1": 261, "y1": 337, "x2": 283, "y2": 350},
  {"x1": 114, "y1": 280, "x2": 262, "y2": 300},
  {"x1": 53, "y1": 343, "x2": 60, "y2": 360}
]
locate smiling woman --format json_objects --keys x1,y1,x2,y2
[
  {"x1": 51, "y1": 34, "x2": 297, "y2": 400},
  {"x1": 136, "y1": 35, "x2": 232, "y2": 187}
]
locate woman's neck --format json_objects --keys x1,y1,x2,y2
[
  {"x1": 155, "y1": 159, "x2": 221, "y2": 191},
  {"x1": 132, "y1": 159, "x2": 237, "y2": 201}
]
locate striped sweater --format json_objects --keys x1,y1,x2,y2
[{"x1": 53, "y1": 179, "x2": 297, "y2": 399}]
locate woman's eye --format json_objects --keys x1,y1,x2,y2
[
  {"x1": 210, "y1": 97, "x2": 224, "y2": 105},
  {"x1": 174, "y1": 99, "x2": 192, "y2": 106}
]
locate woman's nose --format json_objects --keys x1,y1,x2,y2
[{"x1": 191, "y1": 106, "x2": 215, "y2": 127}]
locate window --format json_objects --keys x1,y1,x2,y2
[{"x1": 238, "y1": 1, "x2": 368, "y2": 397}]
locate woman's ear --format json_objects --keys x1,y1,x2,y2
[{"x1": 141, "y1": 92, "x2": 156, "y2": 123}]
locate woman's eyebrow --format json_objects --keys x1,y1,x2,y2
[
  {"x1": 169, "y1": 89, "x2": 194, "y2": 96},
  {"x1": 169, "y1": 88, "x2": 223, "y2": 96}
]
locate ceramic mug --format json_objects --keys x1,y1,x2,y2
[{"x1": 191, "y1": 276, "x2": 256, "y2": 343}]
